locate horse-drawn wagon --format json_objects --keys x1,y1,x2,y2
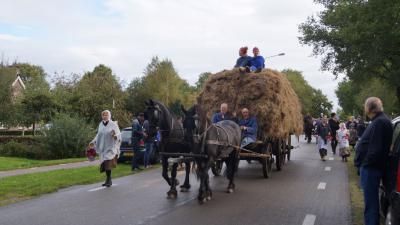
[{"x1": 197, "y1": 68, "x2": 303, "y2": 178}]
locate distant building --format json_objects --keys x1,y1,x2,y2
[{"x1": 11, "y1": 69, "x2": 26, "y2": 102}]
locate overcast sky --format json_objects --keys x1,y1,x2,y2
[{"x1": 0, "y1": 0, "x2": 340, "y2": 109}]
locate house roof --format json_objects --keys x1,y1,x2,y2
[{"x1": 11, "y1": 75, "x2": 26, "y2": 89}]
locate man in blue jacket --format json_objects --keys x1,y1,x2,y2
[
  {"x1": 238, "y1": 108, "x2": 258, "y2": 147},
  {"x1": 355, "y1": 97, "x2": 393, "y2": 225},
  {"x1": 247, "y1": 47, "x2": 265, "y2": 73},
  {"x1": 131, "y1": 113, "x2": 145, "y2": 171},
  {"x1": 212, "y1": 103, "x2": 237, "y2": 124}
]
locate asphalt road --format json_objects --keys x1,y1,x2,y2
[{"x1": 0, "y1": 137, "x2": 351, "y2": 225}]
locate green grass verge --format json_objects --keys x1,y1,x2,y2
[
  {"x1": 347, "y1": 152, "x2": 364, "y2": 225},
  {"x1": 0, "y1": 163, "x2": 157, "y2": 206},
  {"x1": 0, "y1": 157, "x2": 87, "y2": 171}
]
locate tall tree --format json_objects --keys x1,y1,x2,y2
[
  {"x1": 125, "y1": 57, "x2": 197, "y2": 116},
  {"x1": 72, "y1": 64, "x2": 129, "y2": 125},
  {"x1": 283, "y1": 69, "x2": 333, "y2": 117},
  {"x1": 299, "y1": 0, "x2": 400, "y2": 102}
]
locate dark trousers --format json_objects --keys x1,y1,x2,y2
[
  {"x1": 331, "y1": 136, "x2": 338, "y2": 153},
  {"x1": 319, "y1": 148, "x2": 327, "y2": 158},
  {"x1": 144, "y1": 142, "x2": 153, "y2": 167},
  {"x1": 360, "y1": 166, "x2": 382, "y2": 225},
  {"x1": 131, "y1": 142, "x2": 141, "y2": 169}
]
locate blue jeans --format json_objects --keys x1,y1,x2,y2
[
  {"x1": 241, "y1": 137, "x2": 255, "y2": 148},
  {"x1": 360, "y1": 166, "x2": 382, "y2": 225},
  {"x1": 131, "y1": 144, "x2": 141, "y2": 169},
  {"x1": 144, "y1": 142, "x2": 153, "y2": 167}
]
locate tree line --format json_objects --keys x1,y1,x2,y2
[
  {"x1": 299, "y1": 0, "x2": 400, "y2": 117},
  {"x1": 0, "y1": 57, "x2": 332, "y2": 132}
]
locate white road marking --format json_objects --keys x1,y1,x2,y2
[
  {"x1": 88, "y1": 184, "x2": 118, "y2": 192},
  {"x1": 328, "y1": 157, "x2": 334, "y2": 161},
  {"x1": 302, "y1": 214, "x2": 316, "y2": 225},
  {"x1": 29, "y1": 167, "x2": 38, "y2": 170},
  {"x1": 324, "y1": 166, "x2": 331, "y2": 171},
  {"x1": 317, "y1": 182, "x2": 326, "y2": 190}
]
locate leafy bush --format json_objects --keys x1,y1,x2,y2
[
  {"x1": 44, "y1": 113, "x2": 94, "y2": 159},
  {"x1": 0, "y1": 136, "x2": 39, "y2": 144},
  {"x1": 0, "y1": 130, "x2": 34, "y2": 136},
  {"x1": 0, "y1": 141, "x2": 50, "y2": 159}
]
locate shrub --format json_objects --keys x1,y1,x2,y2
[
  {"x1": 44, "y1": 113, "x2": 94, "y2": 159},
  {"x1": 0, "y1": 141, "x2": 50, "y2": 159}
]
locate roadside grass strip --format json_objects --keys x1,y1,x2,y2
[
  {"x1": 0, "y1": 163, "x2": 158, "y2": 206},
  {"x1": 347, "y1": 153, "x2": 364, "y2": 225},
  {"x1": 0, "y1": 157, "x2": 87, "y2": 171}
]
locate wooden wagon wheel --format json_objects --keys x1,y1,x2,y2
[
  {"x1": 261, "y1": 142, "x2": 273, "y2": 178},
  {"x1": 211, "y1": 160, "x2": 223, "y2": 176}
]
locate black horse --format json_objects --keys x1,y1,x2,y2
[
  {"x1": 182, "y1": 104, "x2": 241, "y2": 204},
  {"x1": 144, "y1": 99, "x2": 192, "y2": 199}
]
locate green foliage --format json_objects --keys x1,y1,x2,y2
[
  {"x1": 71, "y1": 64, "x2": 127, "y2": 125},
  {"x1": 0, "y1": 141, "x2": 49, "y2": 159},
  {"x1": 299, "y1": 0, "x2": 400, "y2": 101},
  {"x1": 125, "y1": 57, "x2": 197, "y2": 115},
  {"x1": 283, "y1": 69, "x2": 333, "y2": 117},
  {"x1": 195, "y1": 72, "x2": 211, "y2": 91},
  {"x1": 336, "y1": 78, "x2": 400, "y2": 116},
  {"x1": 0, "y1": 66, "x2": 19, "y2": 126},
  {"x1": 43, "y1": 113, "x2": 94, "y2": 159}
]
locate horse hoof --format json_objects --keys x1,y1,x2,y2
[
  {"x1": 227, "y1": 188, "x2": 234, "y2": 194},
  {"x1": 180, "y1": 188, "x2": 189, "y2": 192},
  {"x1": 206, "y1": 196, "x2": 212, "y2": 201}
]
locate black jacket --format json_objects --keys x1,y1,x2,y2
[
  {"x1": 328, "y1": 118, "x2": 339, "y2": 135},
  {"x1": 355, "y1": 112, "x2": 393, "y2": 170}
]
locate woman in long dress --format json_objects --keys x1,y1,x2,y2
[{"x1": 90, "y1": 110, "x2": 121, "y2": 187}]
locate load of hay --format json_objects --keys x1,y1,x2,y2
[{"x1": 197, "y1": 68, "x2": 303, "y2": 139}]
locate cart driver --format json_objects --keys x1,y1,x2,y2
[
  {"x1": 212, "y1": 103, "x2": 237, "y2": 124},
  {"x1": 239, "y1": 108, "x2": 258, "y2": 147}
]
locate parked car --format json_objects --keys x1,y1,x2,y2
[
  {"x1": 380, "y1": 117, "x2": 400, "y2": 225},
  {"x1": 118, "y1": 127, "x2": 160, "y2": 164}
]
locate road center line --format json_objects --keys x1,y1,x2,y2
[
  {"x1": 328, "y1": 157, "x2": 334, "y2": 161},
  {"x1": 88, "y1": 184, "x2": 118, "y2": 192},
  {"x1": 324, "y1": 166, "x2": 331, "y2": 171},
  {"x1": 302, "y1": 214, "x2": 316, "y2": 225},
  {"x1": 317, "y1": 182, "x2": 326, "y2": 190}
]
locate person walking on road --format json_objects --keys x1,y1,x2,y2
[
  {"x1": 90, "y1": 110, "x2": 121, "y2": 187},
  {"x1": 328, "y1": 113, "x2": 340, "y2": 154},
  {"x1": 355, "y1": 97, "x2": 393, "y2": 225},
  {"x1": 132, "y1": 113, "x2": 145, "y2": 171},
  {"x1": 337, "y1": 122, "x2": 350, "y2": 162},
  {"x1": 316, "y1": 116, "x2": 331, "y2": 161}
]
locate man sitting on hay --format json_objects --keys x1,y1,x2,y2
[{"x1": 212, "y1": 103, "x2": 237, "y2": 123}]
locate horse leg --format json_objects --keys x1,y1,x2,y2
[
  {"x1": 167, "y1": 162, "x2": 179, "y2": 199},
  {"x1": 162, "y1": 156, "x2": 171, "y2": 186},
  {"x1": 226, "y1": 151, "x2": 237, "y2": 193},
  {"x1": 197, "y1": 159, "x2": 208, "y2": 204},
  {"x1": 205, "y1": 162, "x2": 212, "y2": 201},
  {"x1": 180, "y1": 160, "x2": 191, "y2": 192}
]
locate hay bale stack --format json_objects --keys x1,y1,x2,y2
[{"x1": 197, "y1": 68, "x2": 303, "y2": 139}]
